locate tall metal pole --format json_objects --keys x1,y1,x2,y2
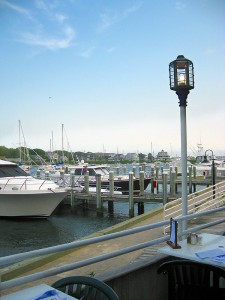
[
  {"x1": 180, "y1": 106, "x2": 187, "y2": 225},
  {"x1": 177, "y1": 90, "x2": 189, "y2": 231}
]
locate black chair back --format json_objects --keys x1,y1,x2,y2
[{"x1": 158, "y1": 260, "x2": 225, "y2": 300}]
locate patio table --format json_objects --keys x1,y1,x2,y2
[
  {"x1": 158, "y1": 232, "x2": 225, "y2": 267},
  {"x1": 0, "y1": 283, "x2": 77, "y2": 300}
]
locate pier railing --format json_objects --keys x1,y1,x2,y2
[
  {"x1": 1, "y1": 203, "x2": 225, "y2": 291},
  {"x1": 163, "y1": 180, "x2": 225, "y2": 233}
]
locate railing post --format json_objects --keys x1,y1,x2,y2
[
  {"x1": 96, "y1": 174, "x2": 103, "y2": 216},
  {"x1": 129, "y1": 172, "x2": 134, "y2": 217}
]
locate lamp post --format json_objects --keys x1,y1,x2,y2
[
  {"x1": 204, "y1": 149, "x2": 216, "y2": 198},
  {"x1": 169, "y1": 55, "x2": 194, "y2": 230}
]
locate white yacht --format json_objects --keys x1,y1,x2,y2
[{"x1": 0, "y1": 160, "x2": 68, "y2": 218}]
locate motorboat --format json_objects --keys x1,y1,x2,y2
[
  {"x1": 65, "y1": 164, "x2": 151, "y2": 194},
  {"x1": 0, "y1": 160, "x2": 68, "y2": 218}
]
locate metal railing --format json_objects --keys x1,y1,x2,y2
[
  {"x1": 0, "y1": 177, "x2": 57, "y2": 191},
  {"x1": 0, "y1": 184, "x2": 225, "y2": 292},
  {"x1": 163, "y1": 180, "x2": 225, "y2": 233}
]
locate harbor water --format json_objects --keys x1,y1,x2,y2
[
  {"x1": 0, "y1": 164, "x2": 206, "y2": 258},
  {"x1": 0, "y1": 199, "x2": 161, "y2": 257}
]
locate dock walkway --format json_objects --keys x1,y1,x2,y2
[{"x1": 2, "y1": 205, "x2": 225, "y2": 296}]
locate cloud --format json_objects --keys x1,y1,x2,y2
[
  {"x1": 80, "y1": 45, "x2": 96, "y2": 58},
  {"x1": 20, "y1": 25, "x2": 76, "y2": 50},
  {"x1": 204, "y1": 48, "x2": 215, "y2": 55},
  {"x1": 106, "y1": 46, "x2": 117, "y2": 53},
  {"x1": 1, "y1": 0, "x2": 76, "y2": 50},
  {"x1": 98, "y1": 11, "x2": 119, "y2": 33},
  {"x1": 0, "y1": 0, "x2": 34, "y2": 20},
  {"x1": 175, "y1": 1, "x2": 186, "y2": 10},
  {"x1": 97, "y1": 1, "x2": 142, "y2": 33}
]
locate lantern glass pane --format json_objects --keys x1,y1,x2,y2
[{"x1": 177, "y1": 68, "x2": 187, "y2": 86}]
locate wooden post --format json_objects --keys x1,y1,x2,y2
[
  {"x1": 70, "y1": 175, "x2": 76, "y2": 212},
  {"x1": 138, "y1": 202, "x2": 144, "y2": 215},
  {"x1": 163, "y1": 172, "x2": 168, "y2": 205},
  {"x1": 45, "y1": 171, "x2": 50, "y2": 180},
  {"x1": 132, "y1": 167, "x2": 136, "y2": 177},
  {"x1": 155, "y1": 166, "x2": 159, "y2": 179},
  {"x1": 60, "y1": 170, "x2": 64, "y2": 180},
  {"x1": 96, "y1": 174, "x2": 103, "y2": 216},
  {"x1": 169, "y1": 167, "x2": 173, "y2": 192},
  {"x1": 116, "y1": 167, "x2": 120, "y2": 176},
  {"x1": 151, "y1": 167, "x2": 155, "y2": 177},
  {"x1": 175, "y1": 166, "x2": 178, "y2": 192},
  {"x1": 129, "y1": 172, "x2": 134, "y2": 217},
  {"x1": 36, "y1": 170, "x2": 41, "y2": 179},
  {"x1": 175, "y1": 166, "x2": 178, "y2": 178},
  {"x1": 170, "y1": 171, "x2": 176, "y2": 197},
  {"x1": 84, "y1": 171, "x2": 89, "y2": 194},
  {"x1": 108, "y1": 200, "x2": 114, "y2": 214},
  {"x1": 193, "y1": 166, "x2": 196, "y2": 193},
  {"x1": 139, "y1": 171, "x2": 145, "y2": 196},
  {"x1": 188, "y1": 166, "x2": 192, "y2": 194},
  {"x1": 109, "y1": 171, "x2": 114, "y2": 196},
  {"x1": 123, "y1": 166, "x2": 126, "y2": 175}
]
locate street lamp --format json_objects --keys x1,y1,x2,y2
[{"x1": 169, "y1": 55, "x2": 194, "y2": 230}]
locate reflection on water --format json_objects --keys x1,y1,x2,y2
[{"x1": 0, "y1": 201, "x2": 161, "y2": 257}]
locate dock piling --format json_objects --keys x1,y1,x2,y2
[
  {"x1": 129, "y1": 172, "x2": 134, "y2": 217},
  {"x1": 162, "y1": 172, "x2": 168, "y2": 205},
  {"x1": 96, "y1": 174, "x2": 103, "y2": 216}
]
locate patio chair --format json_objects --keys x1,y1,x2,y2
[
  {"x1": 158, "y1": 260, "x2": 225, "y2": 300},
  {"x1": 52, "y1": 275, "x2": 119, "y2": 300}
]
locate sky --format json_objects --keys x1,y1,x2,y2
[{"x1": 0, "y1": 0, "x2": 225, "y2": 157}]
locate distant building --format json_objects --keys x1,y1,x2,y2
[
  {"x1": 125, "y1": 153, "x2": 139, "y2": 162},
  {"x1": 156, "y1": 150, "x2": 170, "y2": 160}
]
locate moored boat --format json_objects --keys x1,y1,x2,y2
[
  {"x1": 0, "y1": 160, "x2": 68, "y2": 218},
  {"x1": 66, "y1": 164, "x2": 151, "y2": 194}
]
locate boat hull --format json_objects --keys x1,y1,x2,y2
[
  {"x1": 84, "y1": 178, "x2": 151, "y2": 194},
  {"x1": 0, "y1": 189, "x2": 68, "y2": 218}
]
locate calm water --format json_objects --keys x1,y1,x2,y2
[
  {"x1": 1, "y1": 163, "x2": 206, "y2": 257},
  {"x1": 0, "y1": 200, "x2": 161, "y2": 257}
]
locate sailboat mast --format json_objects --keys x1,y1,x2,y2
[
  {"x1": 19, "y1": 120, "x2": 21, "y2": 163},
  {"x1": 62, "y1": 124, "x2": 64, "y2": 164}
]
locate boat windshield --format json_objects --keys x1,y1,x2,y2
[
  {"x1": 94, "y1": 167, "x2": 109, "y2": 175},
  {"x1": 0, "y1": 165, "x2": 28, "y2": 178}
]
